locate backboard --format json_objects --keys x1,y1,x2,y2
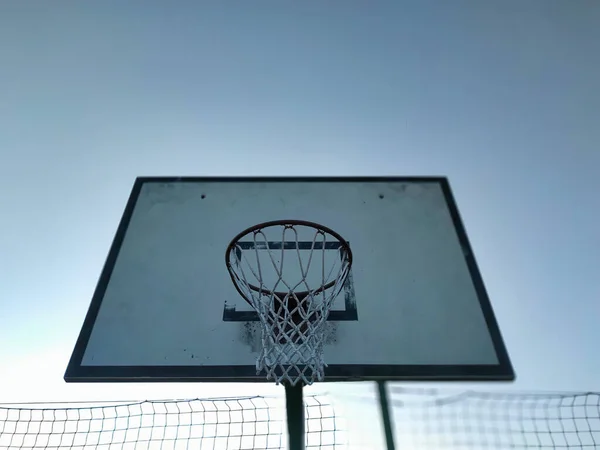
[{"x1": 65, "y1": 177, "x2": 514, "y2": 382}]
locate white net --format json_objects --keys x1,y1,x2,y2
[{"x1": 226, "y1": 221, "x2": 352, "y2": 386}]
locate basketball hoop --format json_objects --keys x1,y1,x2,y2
[{"x1": 225, "y1": 220, "x2": 353, "y2": 386}]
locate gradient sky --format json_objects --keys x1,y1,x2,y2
[{"x1": 0, "y1": 0, "x2": 598, "y2": 427}]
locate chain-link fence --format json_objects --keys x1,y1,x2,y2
[
  {"x1": 2, "y1": 388, "x2": 600, "y2": 449},
  {"x1": 0, "y1": 395, "x2": 344, "y2": 450},
  {"x1": 389, "y1": 387, "x2": 600, "y2": 449}
]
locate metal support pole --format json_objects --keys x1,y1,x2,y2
[
  {"x1": 284, "y1": 383, "x2": 305, "y2": 450},
  {"x1": 377, "y1": 381, "x2": 396, "y2": 450}
]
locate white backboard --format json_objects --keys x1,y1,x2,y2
[{"x1": 65, "y1": 177, "x2": 513, "y2": 382}]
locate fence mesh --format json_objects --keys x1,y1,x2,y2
[
  {"x1": 0, "y1": 395, "x2": 344, "y2": 450},
  {"x1": 2, "y1": 388, "x2": 600, "y2": 449},
  {"x1": 389, "y1": 387, "x2": 600, "y2": 449}
]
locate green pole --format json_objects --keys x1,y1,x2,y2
[
  {"x1": 285, "y1": 383, "x2": 305, "y2": 450},
  {"x1": 377, "y1": 381, "x2": 396, "y2": 450}
]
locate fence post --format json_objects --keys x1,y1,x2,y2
[{"x1": 377, "y1": 381, "x2": 396, "y2": 450}]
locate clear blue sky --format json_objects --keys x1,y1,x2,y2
[{"x1": 0, "y1": 0, "x2": 598, "y2": 413}]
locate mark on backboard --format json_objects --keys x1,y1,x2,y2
[
  {"x1": 241, "y1": 322, "x2": 262, "y2": 353},
  {"x1": 323, "y1": 322, "x2": 338, "y2": 345}
]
